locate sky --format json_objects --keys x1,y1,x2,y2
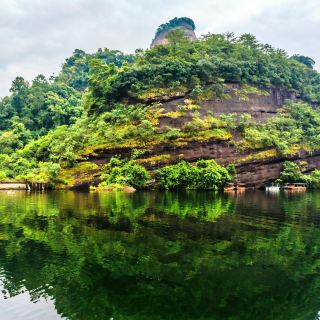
[{"x1": 0, "y1": 0, "x2": 319, "y2": 97}]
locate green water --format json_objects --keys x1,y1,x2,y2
[{"x1": 0, "y1": 190, "x2": 320, "y2": 320}]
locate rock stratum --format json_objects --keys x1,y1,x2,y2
[{"x1": 67, "y1": 84, "x2": 320, "y2": 190}]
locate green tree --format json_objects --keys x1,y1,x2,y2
[
  {"x1": 100, "y1": 158, "x2": 150, "y2": 189},
  {"x1": 291, "y1": 54, "x2": 315, "y2": 69},
  {"x1": 155, "y1": 160, "x2": 233, "y2": 190},
  {"x1": 277, "y1": 161, "x2": 306, "y2": 184}
]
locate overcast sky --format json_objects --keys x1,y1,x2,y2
[{"x1": 0, "y1": 0, "x2": 319, "y2": 97}]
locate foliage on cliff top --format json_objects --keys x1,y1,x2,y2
[
  {"x1": 155, "y1": 17, "x2": 196, "y2": 36},
  {"x1": 85, "y1": 32, "x2": 320, "y2": 114},
  {"x1": 56, "y1": 48, "x2": 134, "y2": 92}
]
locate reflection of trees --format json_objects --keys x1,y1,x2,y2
[
  {"x1": 152, "y1": 191, "x2": 236, "y2": 221},
  {"x1": 0, "y1": 191, "x2": 319, "y2": 319}
]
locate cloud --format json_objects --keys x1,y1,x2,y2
[{"x1": 0, "y1": 0, "x2": 319, "y2": 97}]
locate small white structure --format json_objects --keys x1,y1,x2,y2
[
  {"x1": 0, "y1": 182, "x2": 27, "y2": 190},
  {"x1": 265, "y1": 185, "x2": 280, "y2": 193}
]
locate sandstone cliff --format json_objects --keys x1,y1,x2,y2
[
  {"x1": 151, "y1": 25, "x2": 197, "y2": 47},
  {"x1": 151, "y1": 17, "x2": 197, "y2": 47},
  {"x1": 66, "y1": 84, "x2": 320, "y2": 190}
]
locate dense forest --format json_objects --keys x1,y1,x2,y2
[{"x1": 1, "y1": 21, "x2": 320, "y2": 189}]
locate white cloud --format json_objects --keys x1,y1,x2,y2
[{"x1": 0, "y1": 0, "x2": 319, "y2": 97}]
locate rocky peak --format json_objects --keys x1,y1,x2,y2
[{"x1": 151, "y1": 17, "x2": 197, "y2": 47}]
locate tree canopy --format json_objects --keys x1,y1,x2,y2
[
  {"x1": 85, "y1": 32, "x2": 320, "y2": 114},
  {"x1": 155, "y1": 17, "x2": 196, "y2": 36}
]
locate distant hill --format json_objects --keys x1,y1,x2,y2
[{"x1": 151, "y1": 17, "x2": 197, "y2": 47}]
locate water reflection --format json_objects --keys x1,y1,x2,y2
[
  {"x1": 0, "y1": 190, "x2": 319, "y2": 319},
  {"x1": 0, "y1": 282, "x2": 62, "y2": 320}
]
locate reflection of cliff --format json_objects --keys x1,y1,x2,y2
[{"x1": 0, "y1": 192, "x2": 320, "y2": 319}]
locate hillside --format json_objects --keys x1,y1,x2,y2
[{"x1": 1, "y1": 18, "x2": 320, "y2": 190}]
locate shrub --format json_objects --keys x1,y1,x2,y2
[
  {"x1": 226, "y1": 164, "x2": 236, "y2": 176},
  {"x1": 100, "y1": 158, "x2": 150, "y2": 189},
  {"x1": 155, "y1": 160, "x2": 234, "y2": 190},
  {"x1": 219, "y1": 114, "x2": 237, "y2": 130},
  {"x1": 307, "y1": 170, "x2": 320, "y2": 188},
  {"x1": 238, "y1": 114, "x2": 252, "y2": 131},
  {"x1": 137, "y1": 120, "x2": 155, "y2": 140},
  {"x1": 276, "y1": 161, "x2": 306, "y2": 184},
  {"x1": 182, "y1": 117, "x2": 206, "y2": 134},
  {"x1": 155, "y1": 161, "x2": 195, "y2": 190},
  {"x1": 0, "y1": 171, "x2": 7, "y2": 182},
  {"x1": 276, "y1": 161, "x2": 320, "y2": 188},
  {"x1": 17, "y1": 162, "x2": 61, "y2": 185},
  {"x1": 102, "y1": 104, "x2": 146, "y2": 125},
  {"x1": 194, "y1": 160, "x2": 233, "y2": 190},
  {"x1": 164, "y1": 128, "x2": 182, "y2": 140}
]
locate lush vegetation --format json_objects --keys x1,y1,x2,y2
[
  {"x1": 95, "y1": 158, "x2": 235, "y2": 190},
  {"x1": 56, "y1": 48, "x2": 134, "y2": 91},
  {"x1": 156, "y1": 160, "x2": 235, "y2": 190},
  {"x1": 277, "y1": 161, "x2": 320, "y2": 188},
  {"x1": 239, "y1": 101, "x2": 320, "y2": 153},
  {"x1": 99, "y1": 157, "x2": 150, "y2": 189},
  {"x1": 0, "y1": 48, "x2": 133, "y2": 138},
  {"x1": 0, "y1": 24, "x2": 320, "y2": 188},
  {"x1": 291, "y1": 54, "x2": 315, "y2": 69},
  {"x1": 0, "y1": 75, "x2": 82, "y2": 136},
  {"x1": 0, "y1": 48, "x2": 134, "y2": 184},
  {"x1": 85, "y1": 31, "x2": 320, "y2": 114}
]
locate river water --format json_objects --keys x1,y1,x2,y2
[{"x1": 0, "y1": 190, "x2": 319, "y2": 320}]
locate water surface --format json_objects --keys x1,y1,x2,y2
[{"x1": 0, "y1": 190, "x2": 320, "y2": 320}]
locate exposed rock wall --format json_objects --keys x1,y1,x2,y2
[
  {"x1": 73, "y1": 84, "x2": 319, "y2": 189},
  {"x1": 158, "y1": 84, "x2": 297, "y2": 128},
  {"x1": 236, "y1": 150, "x2": 320, "y2": 187},
  {"x1": 199, "y1": 85, "x2": 296, "y2": 119},
  {"x1": 151, "y1": 24, "x2": 197, "y2": 47},
  {"x1": 83, "y1": 138, "x2": 320, "y2": 188}
]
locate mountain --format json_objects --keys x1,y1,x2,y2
[{"x1": 1, "y1": 18, "x2": 320, "y2": 190}]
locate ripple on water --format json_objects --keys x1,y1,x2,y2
[
  {"x1": 0, "y1": 281, "x2": 63, "y2": 320},
  {"x1": 0, "y1": 190, "x2": 320, "y2": 319}
]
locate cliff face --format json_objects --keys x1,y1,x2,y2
[
  {"x1": 63, "y1": 82, "x2": 320, "y2": 189},
  {"x1": 151, "y1": 24, "x2": 197, "y2": 47},
  {"x1": 157, "y1": 84, "x2": 297, "y2": 128},
  {"x1": 87, "y1": 140, "x2": 319, "y2": 189},
  {"x1": 66, "y1": 84, "x2": 320, "y2": 190}
]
